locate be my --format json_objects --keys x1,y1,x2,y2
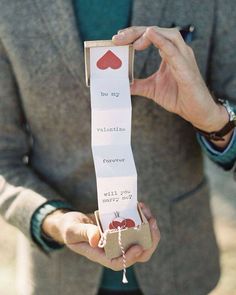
[{"x1": 100, "y1": 91, "x2": 120, "y2": 98}]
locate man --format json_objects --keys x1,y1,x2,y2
[
  {"x1": 0, "y1": 1, "x2": 235, "y2": 295},
  {"x1": 112, "y1": 26, "x2": 236, "y2": 170}
]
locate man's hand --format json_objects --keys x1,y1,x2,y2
[
  {"x1": 42, "y1": 203, "x2": 160, "y2": 270},
  {"x1": 113, "y1": 26, "x2": 233, "y2": 148}
]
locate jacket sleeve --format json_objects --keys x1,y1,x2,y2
[
  {"x1": 207, "y1": 0, "x2": 236, "y2": 104},
  {"x1": 197, "y1": 131, "x2": 236, "y2": 170},
  {"x1": 202, "y1": 0, "x2": 236, "y2": 168},
  {"x1": 0, "y1": 39, "x2": 67, "y2": 243}
]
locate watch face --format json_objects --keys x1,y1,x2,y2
[
  {"x1": 222, "y1": 100, "x2": 236, "y2": 122},
  {"x1": 229, "y1": 108, "x2": 236, "y2": 122}
]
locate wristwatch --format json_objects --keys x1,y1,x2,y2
[{"x1": 195, "y1": 99, "x2": 236, "y2": 141}]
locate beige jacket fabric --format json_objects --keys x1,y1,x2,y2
[{"x1": 0, "y1": 0, "x2": 235, "y2": 294}]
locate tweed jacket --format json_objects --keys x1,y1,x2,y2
[{"x1": 0, "y1": 0, "x2": 235, "y2": 294}]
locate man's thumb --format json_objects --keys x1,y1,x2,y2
[
  {"x1": 131, "y1": 78, "x2": 150, "y2": 98},
  {"x1": 86, "y1": 224, "x2": 100, "y2": 247},
  {"x1": 65, "y1": 223, "x2": 100, "y2": 248}
]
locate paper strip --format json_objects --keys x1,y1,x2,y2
[{"x1": 88, "y1": 43, "x2": 141, "y2": 230}]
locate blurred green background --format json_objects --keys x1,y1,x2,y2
[{"x1": 0, "y1": 157, "x2": 235, "y2": 295}]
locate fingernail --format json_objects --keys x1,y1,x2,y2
[
  {"x1": 139, "y1": 202, "x2": 144, "y2": 208},
  {"x1": 152, "y1": 220, "x2": 158, "y2": 230},
  {"x1": 113, "y1": 32, "x2": 125, "y2": 40},
  {"x1": 135, "y1": 249, "x2": 142, "y2": 257}
]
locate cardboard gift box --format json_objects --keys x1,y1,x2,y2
[
  {"x1": 84, "y1": 40, "x2": 134, "y2": 87},
  {"x1": 95, "y1": 204, "x2": 152, "y2": 259}
]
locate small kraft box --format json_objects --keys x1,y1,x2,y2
[{"x1": 95, "y1": 203, "x2": 152, "y2": 259}]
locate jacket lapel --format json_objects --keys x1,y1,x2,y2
[
  {"x1": 131, "y1": 0, "x2": 167, "y2": 77},
  {"x1": 34, "y1": 0, "x2": 84, "y2": 81},
  {"x1": 34, "y1": 0, "x2": 167, "y2": 80}
]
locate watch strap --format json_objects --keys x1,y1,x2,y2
[
  {"x1": 195, "y1": 120, "x2": 236, "y2": 141},
  {"x1": 195, "y1": 99, "x2": 236, "y2": 141}
]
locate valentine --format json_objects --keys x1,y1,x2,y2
[
  {"x1": 103, "y1": 158, "x2": 125, "y2": 164},
  {"x1": 97, "y1": 127, "x2": 126, "y2": 132}
]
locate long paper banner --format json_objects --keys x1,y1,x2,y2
[{"x1": 87, "y1": 42, "x2": 141, "y2": 231}]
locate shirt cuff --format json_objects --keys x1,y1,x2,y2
[
  {"x1": 197, "y1": 128, "x2": 236, "y2": 170},
  {"x1": 31, "y1": 200, "x2": 73, "y2": 253}
]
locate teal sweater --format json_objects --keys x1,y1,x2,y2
[{"x1": 73, "y1": 0, "x2": 132, "y2": 41}]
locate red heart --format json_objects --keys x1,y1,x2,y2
[
  {"x1": 109, "y1": 218, "x2": 135, "y2": 230},
  {"x1": 96, "y1": 50, "x2": 122, "y2": 70}
]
